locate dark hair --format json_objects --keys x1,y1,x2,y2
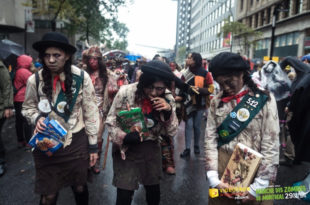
[
  {"x1": 152, "y1": 54, "x2": 161, "y2": 61},
  {"x1": 85, "y1": 56, "x2": 108, "y2": 96},
  {"x1": 39, "y1": 48, "x2": 73, "y2": 116},
  {"x1": 170, "y1": 61, "x2": 181, "y2": 71},
  {"x1": 190, "y1": 52, "x2": 202, "y2": 68},
  {"x1": 135, "y1": 73, "x2": 172, "y2": 104}
]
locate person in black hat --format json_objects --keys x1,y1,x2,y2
[
  {"x1": 22, "y1": 32, "x2": 99, "y2": 205},
  {"x1": 205, "y1": 52, "x2": 279, "y2": 205},
  {"x1": 105, "y1": 60, "x2": 179, "y2": 205}
]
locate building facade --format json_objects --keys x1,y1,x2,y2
[
  {"x1": 236, "y1": 0, "x2": 310, "y2": 59},
  {"x1": 190, "y1": 0, "x2": 236, "y2": 59},
  {"x1": 175, "y1": 0, "x2": 192, "y2": 63},
  {"x1": 175, "y1": 0, "x2": 236, "y2": 61}
]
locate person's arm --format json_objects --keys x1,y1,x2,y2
[
  {"x1": 197, "y1": 72, "x2": 214, "y2": 96},
  {"x1": 205, "y1": 99, "x2": 220, "y2": 187},
  {"x1": 0, "y1": 65, "x2": 14, "y2": 114},
  {"x1": 81, "y1": 72, "x2": 100, "y2": 153},
  {"x1": 248, "y1": 94, "x2": 280, "y2": 197},
  {"x1": 22, "y1": 74, "x2": 40, "y2": 124},
  {"x1": 105, "y1": 86, "x2": 128, "y2": 146},
  {"x1": 159, "y1": 94, "x2": 178, "y2": 137}
]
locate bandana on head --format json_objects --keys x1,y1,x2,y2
[{"x1": 86, "y1": 46, "x2": 102, "y2": 58}]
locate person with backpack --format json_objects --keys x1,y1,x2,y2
[
  {"x1": 22, "y1": 32, "x2": 99, "y2": 205},
  {"x1": 14, "y1": 54, "x2": 33, "y2": 148}
]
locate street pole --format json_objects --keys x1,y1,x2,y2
[
  {"x1": 269, "y1": 3, "x2": 288, "y2": 60},
  {"x1": 229, "y1": 0, "x2": 233, "y2": 52},
  {"x1": 24, "y1": 10, "x2": 27, "y2": 54},
  {"x1": 269, "y1": 5, "x2": 278, "y2": 60}
]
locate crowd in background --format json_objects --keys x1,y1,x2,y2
[{"x1": 1, "y1": 31, "x2": 310, "y2": 205}]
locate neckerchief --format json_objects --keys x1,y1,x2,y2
[
  {"x1": 53, "y1": 75, "x2": 65, "y2": 92},
  {"x1": 221, "y1": 90, "x2": 249, "y2": 104}
]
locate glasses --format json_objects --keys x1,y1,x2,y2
[{"x1": 145, "y1": 85, "x2": 166, "y2": 92}]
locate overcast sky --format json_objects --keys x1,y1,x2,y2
[{"x1": 118, "y1": 0, "x2": 177, "y2": 59}]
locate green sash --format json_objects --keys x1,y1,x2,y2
[
  {"x1": 217, "y1": 92, "x2": 268, "y2": 148},
  {"x1": 53, "y1": 72, "x2": 84, "y2": 122}
]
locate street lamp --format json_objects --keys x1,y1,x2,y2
[{"x1": 269, "y1": 2, "x2": 288, "y2": 59}]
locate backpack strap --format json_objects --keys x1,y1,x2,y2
[{"x1": 35, "y1": 72, "x2": 40, "y2": 102}]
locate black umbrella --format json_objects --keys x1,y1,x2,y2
[{"x1": 0, "y1": 39, "x2": 24, "y2": 60}]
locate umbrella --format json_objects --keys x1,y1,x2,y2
[
  {"x1": 102, "y1": 49, "x2": 126, "y2": 59},
  {"x1": 0, "y1": 39, "x2": 24, "y2": 60}
]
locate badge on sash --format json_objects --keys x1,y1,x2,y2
[
  {"x1": 57, "y1": 101, "x2": 67, "y2": 113},
  {"x1": 236, "y1": 108, "x2": 250, "y2": 122}
]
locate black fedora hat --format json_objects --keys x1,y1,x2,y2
[
  {"x1": 141, "y1": 60, "x2": 175, "y2": 81},
  {"x1": 33, "y1": 32, "x2": 76, "y2": 54}
]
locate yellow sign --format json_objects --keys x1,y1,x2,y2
[
  {"x1": 263, "y1": 56, "x2": 279, "y2": 62},
  {"x1": 209, "y1": 188, "x2": 219, "y2": 198}
]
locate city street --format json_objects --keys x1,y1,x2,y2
[{"x1": 0, "y1": 118, "x2": 309, "y2": 205}]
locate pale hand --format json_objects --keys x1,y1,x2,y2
[
  {"x1": 4, "y1": 109, "x2": 13, "y2": 118},
  {"x1": 89, "y1": 153, "x2": 98, "y2": 167},
  {"x1": 151, "y1": 97, "x2": 171, "y2": 111},
  {"x1": 34, "y1": 117, "x2": 46, "y2": 134}
]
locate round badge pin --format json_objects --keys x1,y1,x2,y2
[
  {"x1": 38, "y1": 99, "x2": 51, "y2": 114},
  {"x1": 57, "y1": 101, "x2": 67, "y2": 113},
  {"x1": 237, "y1": 108, "x2": 250, "y2": 122},
  {"x1": 146, "y1": 118, "x2": 155, "y2": 128},
  {"x1": 230, "y1": 112, "x2": 237, "y2": 118}
]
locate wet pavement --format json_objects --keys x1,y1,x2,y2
[{"x1": 0, "y1": 117, "x2": 309, "y2": 205}]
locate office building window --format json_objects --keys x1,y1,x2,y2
[
  {"x1": 240, "y1": 0, "x2": 244, "y2": 11},
  {"x1": 266, "y1": 7, "x2": 271, "y2": 24}
]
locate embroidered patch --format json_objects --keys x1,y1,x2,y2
[
  {"x1": 219, "y1": 130, "x2": 230, "y2": 138},
  {"x1": 237, "y1": 108, "x2": 250, "y2": 122},
  {"x1": 230, "y1": 112, "x2": 237, "y2": 118}
]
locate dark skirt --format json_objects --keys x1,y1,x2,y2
[
  {"x1": 33, "y1": 129, "x2": 89, "y2": 195},
  {"x1": 112, "y1": 140, "x2": 162, "y2": 190}
]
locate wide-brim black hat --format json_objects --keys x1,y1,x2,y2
[
  {"x1": 141, "y1": 60, "x2": 175, "y2": 81},
  {"x1": 209, "y1": 52, "x2": 250, "y2": 78},
  {"x1": 33, "y1": 32, "x2": 76, "y2": 54}
]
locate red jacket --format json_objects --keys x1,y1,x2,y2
[{"x1": 14, "y1": 55, "x2": 32, "y2": 102}]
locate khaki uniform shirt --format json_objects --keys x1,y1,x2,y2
[
  {"x1": 22, "y1": 65, "x2": 99, "y2": 146},
  {"x1": 105, "y1": 83, "x2": 178, "y2": 146},
  {"x1": 205, "y1": 88, "x2": 280, "y2": 182}
]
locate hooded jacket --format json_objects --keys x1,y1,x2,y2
[{"x1": 14, "y1": 55, "x2": 33, "y2": 102}]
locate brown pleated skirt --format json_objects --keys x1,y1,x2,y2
[
  {"x1": 208, "y1": 148, "x2": 273, "y2": 205},
  {"x1": 32, "y1": 129, "x2": 89, "y2": 195},
  {"x1": 112, "y1": 140, "x2": 162, "y2": 190}
]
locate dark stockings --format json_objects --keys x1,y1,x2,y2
[
  {"x1": 116, "y1": 188, "x2": 134, "y2": 205},
  {"x1": 72, "y1": 185, "x2": 89, "y2": 205},
  {"x1": 116, "y1": 184, "x2": 160, "y2": 205},
  {"x1": 145, "y1": 184, "x2": 160, "y2": 205},
  {"x1": 40, "y1": 193, "x2": 58, "y2": 205},
  {"x1": 39, "y1": 185, "x2": 88, "y2": 205}
]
